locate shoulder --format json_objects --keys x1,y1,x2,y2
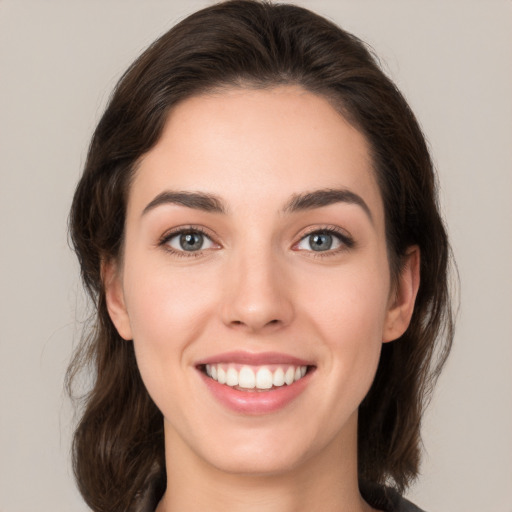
[
  {"x1": 129, "y1": 467, "x2": 165, "y2": 512},
  {"x1": 361, "y1": 482, "x2": 427, "y2": 512},
  {"x1": 390, "y1": 493, "x2": 426, "y2": 512}
]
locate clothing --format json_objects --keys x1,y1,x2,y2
[
  {"x1": 135, "y1": 478, "x2": 426, "y2": 512},
  {"x1": 361, "y1": 483, "x2": 426, "y2": 512}
]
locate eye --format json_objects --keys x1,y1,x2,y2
[
  {"x1": 164, "y1": 229, "x2": 216, "y2": 252},
  {"x1": 295, "y1": 229, "x2": 353, "y2": 253}
]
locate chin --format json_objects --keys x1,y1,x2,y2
[
  {"x1": 207, "y1": 446, "x2": 309, "y2": 477},
  {"x1": 188, "y1": 422, "x2": 327, "y2": 478}
]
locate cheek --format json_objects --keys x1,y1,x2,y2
[
  {"x1": 298, "y1": 263, "x2": 390, "y2": 384},
  {"x1": 125, "y1": 257, "x2": 217, "y2": 338},
  {"x1": 303, "y1": 260, "x2": 390, "y2": 334},
  {"x1": 122, "y1": 258, "x2": 219, "y2": 391}
]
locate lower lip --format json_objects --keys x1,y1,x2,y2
[{"x1": 199, "y1": 370, "x2": 312, "y2": 415}]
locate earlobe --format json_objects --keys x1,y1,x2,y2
[
  {"x1": 102, "y1": 260, "x2": 133, "y2": 341},
  {"x1": 383, "y1": 246, "x2": 420, "y2": 343}
]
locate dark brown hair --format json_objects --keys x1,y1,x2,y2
[{"x1": 68, "y1": 1, "x2": 454, "y2": 510}]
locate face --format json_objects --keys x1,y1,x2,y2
[{"x1": 105, "y1": 86, "x2": 418, "y2": 478}]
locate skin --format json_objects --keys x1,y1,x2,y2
[{"x1": 105, "y1": 86, "x2": 420, "y2": 512}]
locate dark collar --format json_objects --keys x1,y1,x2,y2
[{"x1": 134, "y1": 476, "x2": 425, "y2": 512}]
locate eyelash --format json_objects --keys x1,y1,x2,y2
[
  {"x1": 158, "y1": 225, "x2": 354, "y2": 258},
  {"x1": 294, "y1": 226, "x2": 355, "y2": 258},
  {"x1": 158, "y1": 225, "x2": 217, "y2": 258}
]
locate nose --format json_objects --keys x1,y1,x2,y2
[{"x1": 220, "y1": 248, "x2": 294, "y2": 334}]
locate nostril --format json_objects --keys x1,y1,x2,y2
[{"x1": 228, "y1": 316, "x2": 285, "y2": 332}]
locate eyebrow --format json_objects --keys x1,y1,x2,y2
[
  {"x1": 142, "y1": 187, "x2": 372, "y2": 222},
  {"x1": 283, "y1": 188, "x2": 373, "y2": 222},
  {"x1": 142, "y1": 191, "x2": 227, "y2": 215}
]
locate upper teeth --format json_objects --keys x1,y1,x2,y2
[{"x1": 205, "y1": 364, "x2": 307, "y2": 390}]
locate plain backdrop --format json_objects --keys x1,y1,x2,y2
[{"x1": 1, "y1": 1, "x2": 511, "y2": 511}]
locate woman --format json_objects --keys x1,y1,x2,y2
[{"x1": 68, "y1": 1, "x2": 453, "y2": 511}]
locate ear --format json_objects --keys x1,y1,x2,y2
[
  {"x1": 102, "y1": 259, "x2": 133, "y2": 341},
  {"x1": 383, "y1": 246, "x2": 420, "y2": 343}
]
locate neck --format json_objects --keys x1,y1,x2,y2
[{"x1": 157, "y1": 414, "x2": 374, "y2": 512}]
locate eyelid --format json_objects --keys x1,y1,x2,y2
[
  {"x1": 292, "y1": 225, "x2": 355, "y2": 254},
  {"x1": 157, "y1": 224, "x2": 353, "y2": 258},
  {"x1": 158, "y1": 225, "x2": 221, "y2": 256}
]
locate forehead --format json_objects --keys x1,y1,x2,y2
[{"x1": 130, "y1": 86, "x2": 383, "y2": 222}]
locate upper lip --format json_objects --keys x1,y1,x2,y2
[{"x1": 196, "y1": 351, "x2": 315, "y2": 367}]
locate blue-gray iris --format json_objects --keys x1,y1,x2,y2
[
  {"x1": 310, "y1": 233, "x2": 332, "y2": 251},
  {"x1": 180, "y1": 232, "x2": 204, "y2": 251}
]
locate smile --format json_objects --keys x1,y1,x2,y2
[
  {"x1": 197, "y1": 352, "x2": 315, "y2": 414},
  {"x1": 204, "y1": 363, "x2": 308, "y2": 391}
]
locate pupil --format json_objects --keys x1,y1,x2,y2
[
  {"x1": 180, "y1": 232, "x2": 203, "y2": 251},
  {"x1": 310, "y1": 233, "x2": 332, "y2": 251}
]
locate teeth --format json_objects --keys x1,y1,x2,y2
[
  {"x1": 239, "y1": 366, "x2": 256, "y2": 389},
  {"x1": 272, "y1": 367, "x2": 285, "y2": 387},
  {"x1": 204, "y1": 363, "x2": 308, "y2": 390},
  {"x1": 217, "y1": 366, "x2": 226, "y2": 384},
  {"x1": 226, "y1": 367, "x2": 239, "y2": 386},
  {"x1": 284, "y1": 366, "x2": 295, "y2": 385},
  {"x1": 256, "y1": 367, "x2": 273, "y2": 389}
]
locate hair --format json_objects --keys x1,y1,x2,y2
[{"x1": 68, "y1": 1, "x2": 454, "y2": 510}]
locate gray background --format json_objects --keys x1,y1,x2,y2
[{"x1": 1, "y1": 1, "x2": 511, "y2": 511}]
